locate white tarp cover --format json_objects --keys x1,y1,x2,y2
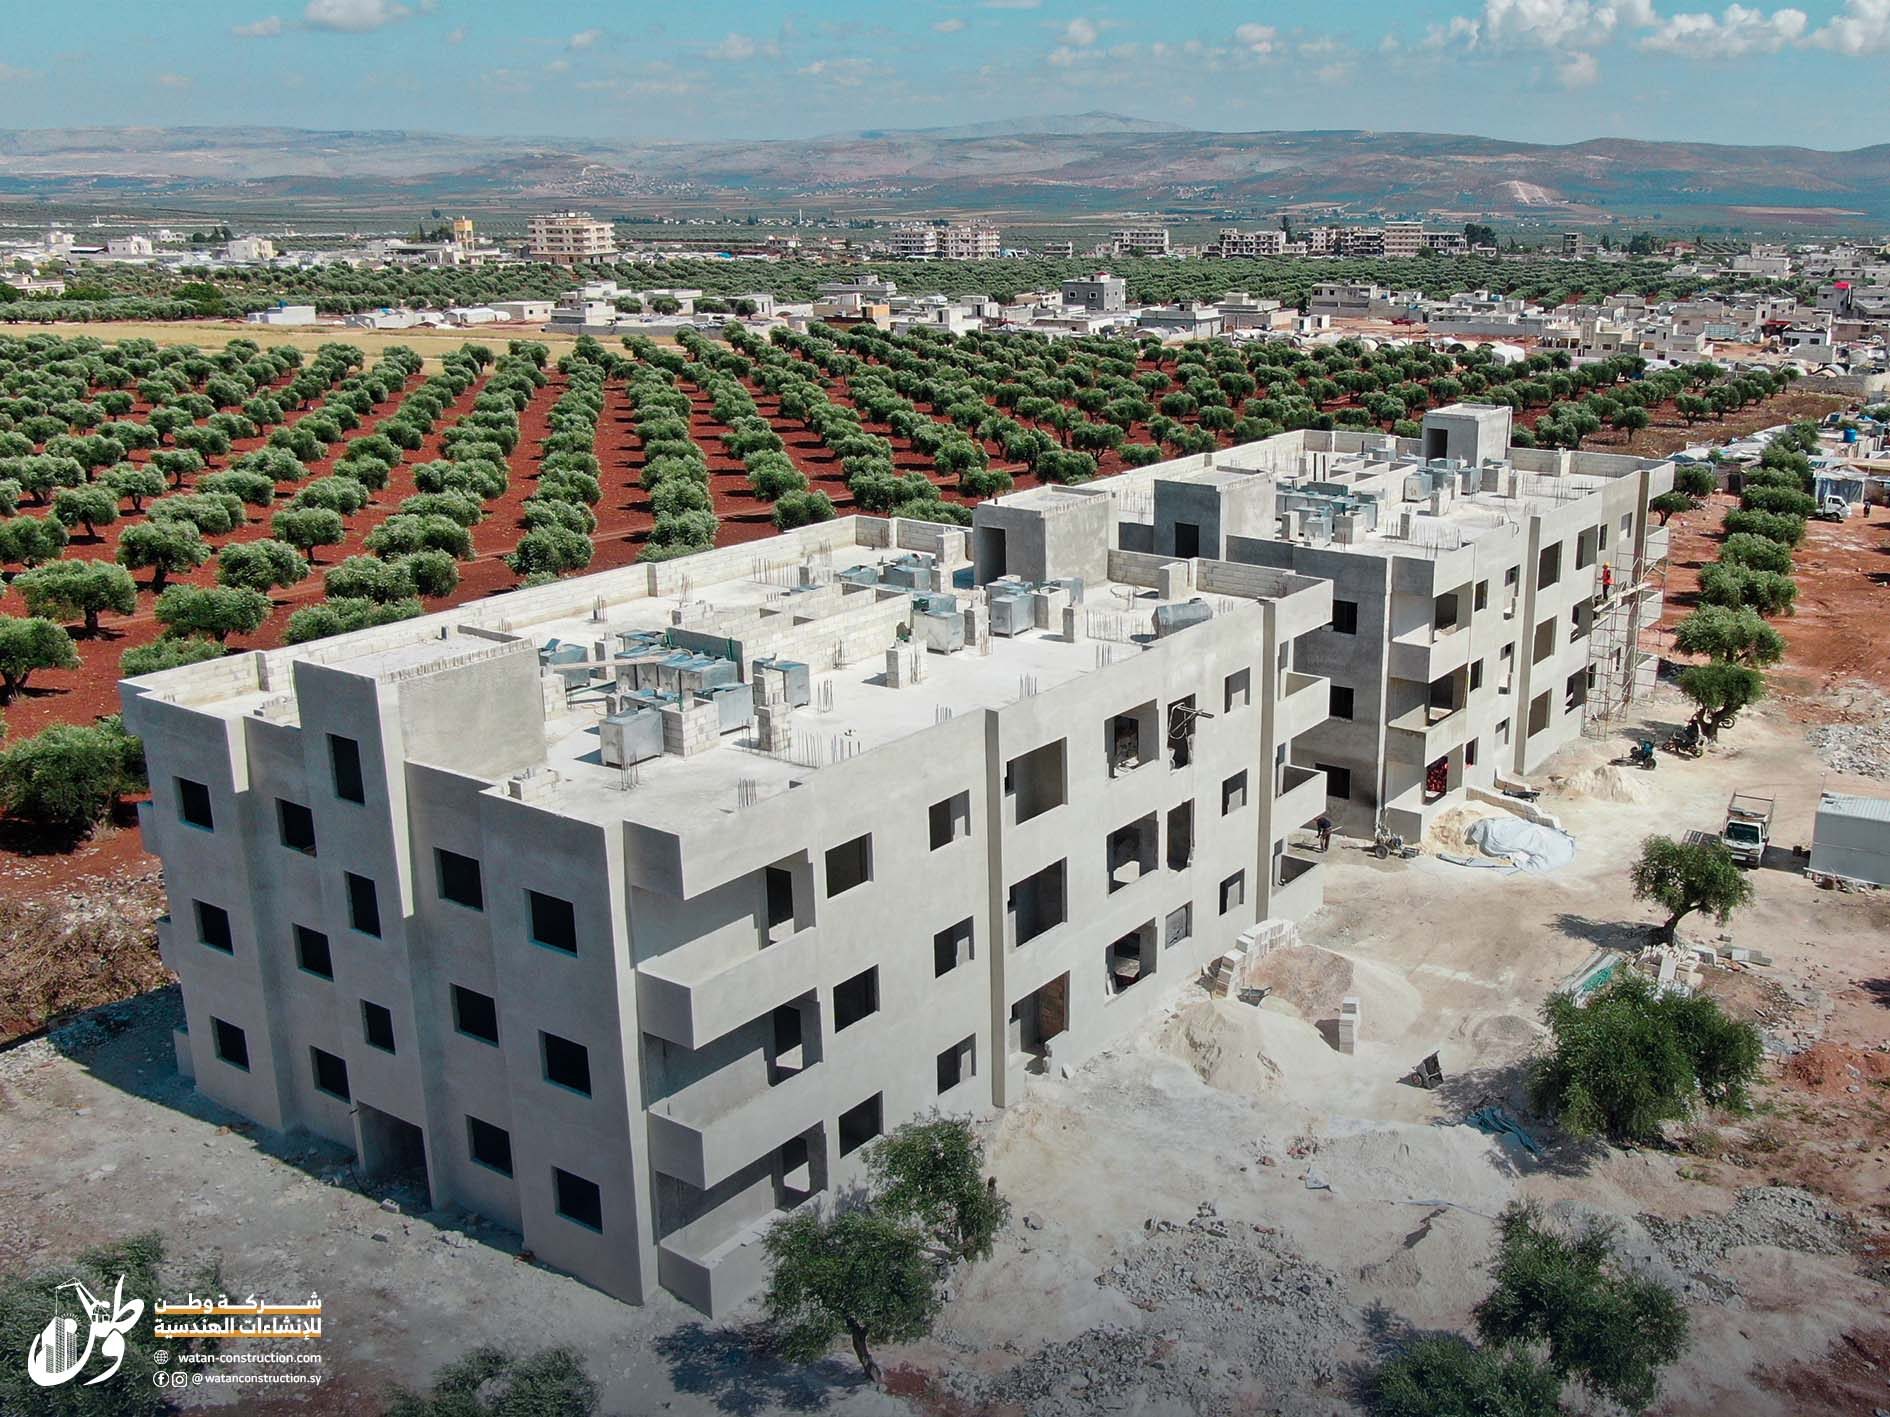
[{"x1": 1465, "y1": 816, "x2": 1578, "y2": 873}]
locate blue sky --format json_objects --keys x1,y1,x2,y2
[{"x1": 1, "y1": 0, "x2": 1886, "y2": 149}]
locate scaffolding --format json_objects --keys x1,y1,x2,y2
[{"x1": 1582, "y1": 524, "x2": 1669, "y2": 738}]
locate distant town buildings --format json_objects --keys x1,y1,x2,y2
[
  {"x1": 528, "y1": 212, "x2": 619, "y2": 266},
  {"x1": 1060, "y1": 272, "x2": 1129, "y2": 314},
  {"x1": 1110, "y1": 225, "x2": 1171, "y2": 258},
  {"x1": 226, "y1": 237, "x2": 277, "y2": 263}
]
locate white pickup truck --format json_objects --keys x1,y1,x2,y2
[
  {"x1": 1722, "y1": 792, "x2": 1775, "y2": 868},
  {"x1": 1817, "y1": 494, "x2": 1854, "y2": 521}
]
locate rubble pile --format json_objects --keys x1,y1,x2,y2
[
  {"x1": 1808, "y1": 718, "x2": 1890, "y2": 780},
  {"x1": 1642, "y1": 1186, "x2": 1852, "y2": 1300},
  {"x1": 955, "y1": 1208, "x2": 1359, "y2": 1416}
]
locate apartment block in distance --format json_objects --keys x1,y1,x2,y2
[
  {"x1": 124, "y1": 509, "x2": 1334, "y2": 1318},
  {"x1": 527, "y1": 211, "x2": 619, "y2": 266}
]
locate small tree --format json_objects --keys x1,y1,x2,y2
[
  {"x1": 154, "y1": 585, "x2": 271, "y2": 643},
  {"x1": 0, "y1": 615, "x2": 80, "y2": 701},
  {"x1": 773, "y1": 490, "x2": 836, "y2": 529},
  {"x1": 1369, "y1": 1336, "x2": 1560, "y2": 1417},
  {"x1": 1671, "y1": 604, "x2": 1784, "y2": 667},
  {"x1": 763, "y1": 1211, "x2": 940, "y2": 1387},
  {"x1": 121, "y1": 636, "x2": 226, "y2": 677},
  {"x1": 50, "y1": 485, "x2": 119, "y2": 542},
  {"x1": 216, "y1": 538, "x2": 309, "y2": 593},
  {"x1": 1678, "y1": 661, "x2": 1765, "y2": 738},
  {"x1": 0, "y1": 515, "x2": 70, "y2": 572},
  {"x1": 1474, "y1": 1200, "x2": 1689, "y2": 1410},
  {"x1": 16, "y1": 561, "x2": 138, "y2": 634},
  {"x1": 867, "y1": 1115, "x2": 1010, "y2": 1264},
  {"x1": 1648, "y1": 490, "x2": 1695, "y2": 525},
  {"x1": 1634, "y1": 832, "x2": 1755, "y2": 940},
  {"x1": 0, "y1": 716, "x2": 144, "y2": 834},
  {"x1": 103, "y1": 464, "x2": 166, "y2": 513},
  {"x1": 383, "y1": 1346, "x2": 597, "y2": 1417},
  {"x1": 1674, "y1": 463, "x2": 1718, "y2": 498},
  {"x1": 506, "y1": 526, "x2": 594, "y2": 577},
  {"x1": 1532, "y1": 970, "x2": 1764, "y2": 1144},
  {"x1": 118, "y1": 519, "x2": 210, "y2": 590},
  {"x1": 764, "y1": 1116, "x2": 1004, "y2": 1386},
  {"x1": 271, "y1": 507, "x2": 347, "y2": 562}
]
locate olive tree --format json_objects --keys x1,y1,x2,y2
[
  {"x1": 154, "y1": 585, "x2": 272, "y2": 643},
  {"x1": 15, "y1": 561, "x2": 138, "y2": 634},
  {"x1": 0, "y1": 615, "x2": 80, "y2": 700}
]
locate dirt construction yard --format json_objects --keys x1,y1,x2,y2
[{"x1": 1, "y1": 677, "x2": 1887, "y2": 1415}]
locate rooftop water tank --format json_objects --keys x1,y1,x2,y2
[{"x1": 1153, "y1": 599, "x2": 1213, "y2": 638}]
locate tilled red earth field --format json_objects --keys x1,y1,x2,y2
[{"x1": 0, "y1": 346, "x2": 1852, "y2": 894}]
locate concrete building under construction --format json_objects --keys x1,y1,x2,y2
[{"x1": 123, "y1": 508, "x2": 1334, "y2": 1318}]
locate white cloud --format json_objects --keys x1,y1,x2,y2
[
  {"x1": 1061, "y1": 16, "x2": 1100, "y2": 45},
  {"x1": 233, "y1": 16, "x2": 285, "y2": 37},
  {"x1": 156, "y1": 72, "x2": 193, "y2": 88},
  {"x1": 797, "y1": 57, "x2": 885, "y2": 85},
  {"x1": 933, "y1": 16, "x2": 967, "y2": 32},
  {"x1": 1557, "y1": 48, "x2": 1601, "y2": 82},
  {"x1": 1234, "y1": 22, "x2": 1278, "y2": 55},
  {"x1": 303, "y1": 0, "x2": 412, "y2": 33},
  {"x1": 1315, "y1": 60, "x2": 1356, "y2": 81},
  {"x1": 1810, "y1": 0, "x2": 1890, "y2": 52},
  {"x1": 980, "y1": 0, "x2": 1040, "y2": 8},
  {"x1": 445, "y1": 25, "x2": 466, "y2": 43},
  {"x1": 0, "y1": 64, "x2": 36, "y2": 81},
  {"x1": 568, "y1": 27, "x2": 603, "y2": 49},
  {"x1": 545, "y1": 58, "x2": 570, "y2": 73},
  {"x1": 1482, "y1": 0, "x2": 1627, "y2": 47},
  {"x1": 1641, "y1": 4, "x2": 1806, "y2": 55},
  {"x1": 705, "y1": 32, "x2": 776, "y2": 61}
]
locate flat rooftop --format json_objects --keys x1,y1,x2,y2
[{"x1": 523, "y1": 548, "x2": 1266, "y2": 832}]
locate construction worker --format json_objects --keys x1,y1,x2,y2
[
  {"x1": 1600, "y1": 563, "x2": 1614, "y2": 599},
  {"x1": 1315, "y1": 814, "x2": 1334, "y2": 853}
]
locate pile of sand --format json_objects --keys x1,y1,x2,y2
[
  {"x1": 1243, "y1": 944, "x2": 1355, "y2": 1018},
  {"x1": 1558, "y1": 763, "x2": 1653, "y2": 803},
  {"x1": 1424, "y1": 804, "x2": 1495, "y2": 854},
  {"x1": 1154, "y1": 999, "x2": 1287, "y2": 1095}
]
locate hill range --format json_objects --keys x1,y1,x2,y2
[{"x1": 0, "y1": 115, "x2": 1885, "y2": 226}]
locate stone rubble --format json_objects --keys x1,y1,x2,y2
[
  {"x1": 1808, "y1": 713, "x2": 1890, "y2": 780},
  {"x1": 1642, "y1": 1185, "x2": 1852, "y2": 1302},
  {"x1": 949, "y1": 1212, "x2": 1359, "y2": 1417}
]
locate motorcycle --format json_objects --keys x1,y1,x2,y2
[
  {"x1": 1613, "y1": 738, "x2": 1658, "y2": 771},
  {"x1": 1662, "y1": 723, "x2": 1705, "y2": 758}
]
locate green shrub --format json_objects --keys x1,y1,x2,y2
[
  {"x1": 1721, "y1": 508, "x2": 1805, "y2": 547},
  {"x1": 505, "y1": 526, "x2": 593, "y2": 577},
  {"x1": 1718, "y1": 531, "x2": 1793, "y2": 574},
  {"x1": 121, "y1": 636, "x2": 226, "y2": 677},
  {"x1": 284, "y1": 595, "x2": 423, "y2": 644},
  {"x1": 16, "y1": 561, "x2": 137, "y2": 633},
  {"x1": 154, "y1": 585, "x2": 272, "y2": 643},
  {"x1": 0, "y1": 716, "x2": 144, "y2": 834},
  {"x1": 1369, "y1": 1336, "x2": 1560, "y2": 1417},
  {"x1": 1738, "y1": 484, "x2": 1815, "y2": 518},
  {"x1": 773, "y1": 490, "x2": 836, "y2": 529}
]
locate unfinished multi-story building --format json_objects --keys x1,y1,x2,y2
[
  {"x1": 1084, "y1": 404, "x2": 1673, "y2": 839},
  {"x1": 124, "y1": 511, "x2": 1333, "y2": 1319}
]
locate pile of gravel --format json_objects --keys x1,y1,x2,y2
[
  {"x1": 1808, "y1": 718, "x2": 1890, "y2": 780},
  {"x1": 951, "y1": 1209, "x2": 1359, "y2": 1417},
  {"x1": 1642, "y1": 1186, "x2": 1851, "y2": 1301}
]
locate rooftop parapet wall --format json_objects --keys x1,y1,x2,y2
[{"x1": 118, "y1": 517, "x2": 901, "y2": 718}]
